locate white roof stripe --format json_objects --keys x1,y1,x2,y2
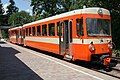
[
  {"x1": 23, "y1": 7, "x2": 110, "y2": 27},
  {"x1": 9, "y1": 26, "x2": 22, "y2": 31}
]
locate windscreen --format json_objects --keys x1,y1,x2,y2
[{"x1": 86, "y1": 18, "x2": 111, "y2": 36}]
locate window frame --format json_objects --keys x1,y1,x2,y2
[
  {"x1": 37, "y1": 25, "x2": 41, "y2": 36},
  {"x1": 29, "y1": 27, "x2": 31, "y2": 36},
  {"x1": 32, "y1": 26, "x2": 36, "y2": 36},
  {"x1": 76, "y1": 18, "x2": 84, "y2": 36},
  {"x1": 48, "y1": 23, "x2": 55, "y2": 36},
  {"x1": 42, "y1": 24, "x2": 47, "y2": 36},
  {"x1": 25, "y1": 28, "x2": 28, "y2": 36}
]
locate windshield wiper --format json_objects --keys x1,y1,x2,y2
[
  {"x1": 89, "y1": 33, "x2": 110, "y2": 36},
  {"x1": 88, "y1": 34, "x2": 98, "y2": 36}
]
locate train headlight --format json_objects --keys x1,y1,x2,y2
[
  {"x1": 89, "y1": 42, "x2": 95, "y2": 52},
  {"x1": 108, "y1": 41, "x2": 113, "y2": 50},
  {"x1": 98, "y1": 8, "x2": 103, "y2": 15}
]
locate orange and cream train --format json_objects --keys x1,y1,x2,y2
[{"x1": 9, "y1": 7, "x2": 114, "y2": 67}]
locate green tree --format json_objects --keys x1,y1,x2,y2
[
  {"x1": 8, "y1": 11, "x2": 33, "y2": 27},
  {"x1": 59, "y1": 0, "x2": 77, "y2": 12},
  {"x1": 0, "y1": 0, "x2": 4, "y2": 15},
  {"x1": 30, "y1": 0, "x2": 99, "y2": 19},
  {"x1": 0, "y1": 0, "x2": 4, "y2": 25},
  {"x1": 31, "y1": 0, "x2": 59, "y2": 20},
  {"x1": 6, "y1": 0, "x2": 19, "y2": 17},
  {"x1": 109, "y1": 0, "x2": 120, "y2": 49},
  {"x1": 1, "y1": 30, "x2": 8, "y2": 38}
]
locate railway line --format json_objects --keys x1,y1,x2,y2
[
  {"x1": 97, "y1": 67, "x2": 120, "y2": 79},
  {"x1": 112, "y1": 57, "x2": 120, "y2": 63},
  {"x1": 88, "y1": 61, "x2": 120, "y2": 79}
]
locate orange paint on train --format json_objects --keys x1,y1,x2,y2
[
  {"x1": 10, "y1": 38, "x2": 17, "y2": 43},
  {"x1": 25, "y1": 40, "x2": 59, "y2": 54},
  {"x1": 9, "y1": 8, "x2": 113, "y2": 66}
]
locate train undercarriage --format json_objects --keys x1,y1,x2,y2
[{"x1": 91, "y1": 53, "x2": 118, "y2": 71}]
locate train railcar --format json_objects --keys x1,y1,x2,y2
[
  {"x1": 9, "y1": 7, "x2": 116, "y2": 67},
  {"x1": 9, "y1": 26, "x2": 24, "y2": 44}
]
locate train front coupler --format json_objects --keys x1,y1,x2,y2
[
  {"x1": 103, "y1": 58, "x2": 118, "y2": 71},
  {"x1": 100, "y1": 57, "x2": 111, "y2": 71},
  {"x1": 100, "y1": 55, "x2": 118, "y2": 71},
  {"x1": 100, "y1": 55, "x2": 112, "y2": 70}
]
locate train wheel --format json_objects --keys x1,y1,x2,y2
[{"x1": 104, "y1": 66, "x2": 112, "y2": 72}]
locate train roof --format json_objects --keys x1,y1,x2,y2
[
  {"x1": 23, "y1": 7, "x2": 110, "y2": 27},
  {"x1": 8, "y1": 26, "x2": 22, "y2": 31}
]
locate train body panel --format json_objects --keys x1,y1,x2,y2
[
  {"x1": 24, "y1": 37, "x2": 59, "y2": 54},
  {"x1": 9, "y1": 7, "x2": 115, "y2": 67},
  {"x1": 9, "y1": 36, "x2": 17, "y2": 43}
]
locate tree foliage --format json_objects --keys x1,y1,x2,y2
[
  {"x1": 6, "y1": 0, "x2": 19, "y2": 17},
  {"x1": 31, "y1": 0, "x2": 60, "y2": 20},
  {"x1": 0, "y1": 0, "x2": 4, "y2": 25},
  {"x1": 0, "y1": 0, "x2": 4, "y2": 15},
  {"x1": 109, "y1": 0, "x2": 120, "y2": 49},
  {"x1": 8, "y1": 11, "x2": 33, "y2": 27}
]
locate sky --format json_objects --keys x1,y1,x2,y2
[{"x1": 2, "y1": 0, "x2": 32, "y2": 15}]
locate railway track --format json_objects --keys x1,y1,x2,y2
[
  {"x1": 89, "y1": 61, "x2": 120, "y2": 79},
  {"x1": 73, "y1": 58, "x2": 120, "y2": 79},
  {"x1": 97, "y1": 67, "x2": 120, "y2": 79},
  {"x1": 70, "y1": 59, "x2": 120, "y2": 79},
  {"x1": 112, "y1": 57, "x2": 120, "y2": 63}
]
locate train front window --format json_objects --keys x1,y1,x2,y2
[
  {"x1": 86, "y1": 18, "x2": 111, "y2": 36},
  {"x1": 76, "y1": 18, "x2": 84, "y2": 36}
]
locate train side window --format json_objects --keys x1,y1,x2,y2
[
  {"x1": 57, "y1": 22, "x2": 62, "y2": 36},
  {"x1": 48, "y1": 23, "x2": 55, "y2": 36},
  {"x1": 29, "y1": 27, "x2": 31, "y2": 36},
  {"x1": 17, "y1": 30, "x2": 19, "y2": 38},
  {"x1": 32, "y1": 27, "x2": 35, "y2": 36},
  {"x1": 37, "y1": 26, "x2": 41, "y2": 36},
  {"x1": 20, "y1": 30, "x2": 21, "y2": 36},
  {"x1": 42, "y1": 24, "x2": 47, "y2": 36},
  {"x1": 18, "y1": 30, "x2": 20, "y2": 38},
  {"x1": 26, "y1": 28, "x2": 28, "y2": 36},
  {"x1": 11, "y1": 32, "x2": 12, "y2": 36},
  {"x1": 76, "y1": 18, "x2": 84, "y2": 36},
  {"x1": 23, "y1": 29, "x2": 25, "y2": 38}
]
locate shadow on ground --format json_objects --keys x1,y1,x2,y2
[{"x1": 0, "y1": 43, "x2": 43, "y2": 80}]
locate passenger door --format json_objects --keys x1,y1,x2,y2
[
  {"x1": 22, "y1": 29, "x2": 25, "y2": 44},
  {"x1": 59, "y1": 20, "x2": 72, "y2": 60},
  {"x1": 16, "y1": 30, "x2": 19, "y2": 43}
]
